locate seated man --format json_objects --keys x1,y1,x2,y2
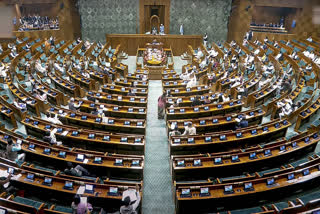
[
  {"x1": 45, "y1": 113, "x2": 62, "y2": 125},
  {"x1": 275, "y1": 52, "x2": 284, "y2": 61},
  {"x1": 254, "y1": 48, "x2": 260, "y2": 55},
  {"x1": 68, "y1": 98, "x2": 81, "y2": 111},
  {"x1": 43, "y1": 128, "x2": 62, "y2": 146},
  {"x1": 191, "y1": 96, "x2": 202, "y2": 106},
  {"x1": 64, "y1": 162, "x2": 90, "y2": 177},
  {"x1": 263, "y1": 63, "x2": 274, "y2": 77},
  {"x1": 235, "y1": 117, "x2": 248, "y2": 129},
  {"x1": 13, "y1": 99, "x2": 27, "y2": 112},
  {"x1": 6, "y1": 137, "x2": 25, "y2": 163},
  {"x1": 208, "y1": 48, "x2": 218, "y2": 58},
  {"x1": 120, "y1": 184, "x2": 141, "y2": 214},
  {"x1": 0, "y1": 62, "x2": 7, "y2": 78},
  {"x1": 306, "y1": 64, "x2": 312, "y2": 72},
  {"x1": 187, "y1": 74, "x2": 197, "y2": 88},
  {"x1": 289, "y1": 51, "x2": 298, "y2": 60},
  {"x1": 182, "y1": 122, "x2": 196, "y2": 135},
  {"x1": 54, "y1": 61, "x2": 65, "y2": 73},
  {"x1": 196, "y1": 48, "x2": 203, "y2": 59},
  {"x1": 35, "y1": 60, "x2": 47, "y2": 75},
  {"x1": 169, "y1": 126, "x2": 181, "y2": 137}
]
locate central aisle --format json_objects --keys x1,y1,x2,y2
[{"x1": 142, "y1": 80, "x2": 175, "y2": 213}]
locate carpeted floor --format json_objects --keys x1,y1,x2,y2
[{"x1": 142, "y1": 80, "x2": 175, "y2": 214}]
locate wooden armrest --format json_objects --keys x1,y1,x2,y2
[
  {"x1": 255, "y1": 172, "x2": 261, "y2": 177},
  {"x1": 288, "y1": 201, "x2": 295, "y2": 207},
  {"x1": 271, "y1": 204, "x2": 279, "y2": 212},
  {"x1": 216, "y1": 178, "x2": 221, "y2": 184},
  {"x1": 296, "y1": 198, "x2": 304, "y2": 206},
  {"x1": 38, "y1": 203, "x2": 46, "y2": 210},
  {"x1": 6, "y1": 194, "x2": 14, "y2": 200},
  {"x1": 0, "y1": 192, "x2": 7, "y2": 198}
]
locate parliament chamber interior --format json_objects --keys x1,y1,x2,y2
[{"x1": 0, "y1": 0, "x2": 320, "y2": 213}]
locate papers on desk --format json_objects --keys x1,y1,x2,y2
[
  {"x1": 83, "y1": 159, "x2": 89, "y2": 164},
  {"x1": 0, "y1": 170, "x2": 9, "y2": 178},
  {"x1": 12, "y1": 174, "x2": 22, "y2": 181},
  {"x1": 61, "y1": 131, "x2": 69, "y2": 136},
  {"x1": 22, "y1": 98, "x2": 27, "y2": 101},
  {"x1": 77, "y1": 186, "x2": 85, "y2": 194}
]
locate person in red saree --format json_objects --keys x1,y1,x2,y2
[{"x1": 158, "y1": 93, "x2": 166, "y2": 119}]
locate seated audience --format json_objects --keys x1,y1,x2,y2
[
  {"x1": 69, "y1": 98, "x2": 81, "y2": 111},
  {"x1": 120, "y1": 184, "x2": 141, "y2": 214},
  {"x1": 64, "y1": 162, "x2": 90, "y2": 177},
  {"x1": 169, "y1": 125, "x2": 182, "y2": 137},
  {"x1": 182, "y1": 123, "x2": 196, "y2": 135},
  {"x1": 6, "y1": 137, "x2": 25, "y2": 163},
  {"x1": 71, "y1": 195, "x2": 92, "y2": 214}
]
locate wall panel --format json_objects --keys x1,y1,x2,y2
[
  {"x1": 78, "y1": 0, "x2": 138, "y2": 42},
  {"x1": 169, "y1": 0, "x2": 232, "y2": 43}
]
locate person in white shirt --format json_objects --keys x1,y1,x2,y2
[
  {"x1": 208, "y1": 48, "x2": 218, "y2": 58},
  {"x1": 314, "y1": 57, "x2": 320, "y2": 65},
  {"x1": 306, "y1": 64, "x2": 312, "y2": 72},
  {"x1": 303, "y1": 50, "x2": 310, "y2": 58},
  {"x1": 254, "y1": 48, "x2": 260, "y2": 55},
  {"x1": 259, "y1": 77, "x2": 271, "y2": 89},
  {"x1": 222, "y1": 94, "x2": 230, "y2": 102},
  {"x1": 54, "y1": 62, "x2": 64, "y2": 73},
  {"x1": 279, "y1": 103, "x2": 292, "y2": 119},
  {"x1": 34, "y1": 91, "x2": 47, "y2": 102},
  {"x1": 245, "y1": 54, "x2": 254, "y2": 65},
  {"x1": 45, "y1": 113, "x2": 62, "y2": 125},
  {"x1": 180, "y1": 71, "x2": 189, "y2": 81},
  {"x1": 203, "y1": 33, "x2": 208, "y2": 47},
  {"x1": 275, "y1": 52, "x2": 283, "y2": 61},
  {"x1": 186, "y1": 74, "x2": 197, "y2": 88},
  {"x1": 196, "y1": 48, "x2": 203, "y2": 59},
  {"x1": 81, "y1": 71, "x2": 90, "y2": 79},
  {"x1": 0, "y1": 62, "x2": 7, "y2": 78},
  {"x1": 231, "y1": 79, "x2": 241, "y2": 88},
  {"x1": 263, "y1": 63, "x2": 274, "y2": 77},
  {"x1": 199, "y1": 56, "x2": 208, "y2": 69},
  {"x1": 120, "y1": 185, "x2": 141, "y2": 214},
  {"x1": 0, "y1": 44, "x2": 3, "y2": 54},
  {"x1": 289, "y1": 51, "x2": 298, "y2": 60},
  {"x1": 309, "y1": 52, "x2": 315, "y2": 60},
  {"x1": 182, "y1": 123, "x2": 196, "y2": 135},
  {"x1": 48, "y1": 128, "x2": 62, "y2": 145},
  {"x1": 13, "y1": 99, "x2": 27, "y2": 112},
  {"x1": 35, "y1": 60, "x2": 47, "y2": 74}
]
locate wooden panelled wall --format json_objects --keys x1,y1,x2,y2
[
  {"x1": 106, "y1": 34, "x2": 202, "y2": 56},
  {"x1": 139, "y1": 0, "x2": 170, "y2": 34},
  {"x1": 12, "y1": 0, "x2": 81, "y2": 41},
  {"x1": 227, "y1": 0, "x2": 320, "y2": 42}
]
